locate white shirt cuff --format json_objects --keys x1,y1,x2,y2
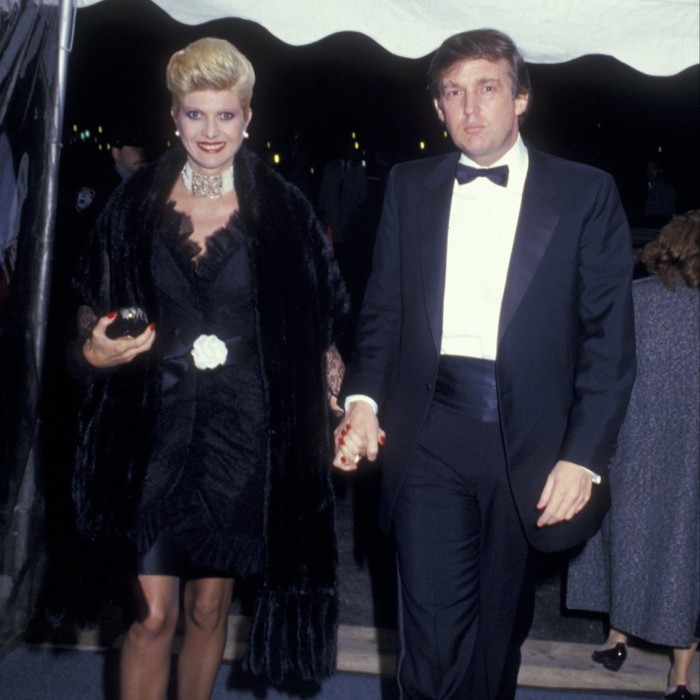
[
  {"x1": 344, "y1": 394, "x2": 378, "y2": 415},
  {"x1": 580, "y1": 466, "x2": 602, "y2": 484}
]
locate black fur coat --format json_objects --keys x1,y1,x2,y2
[{"x1": 68, "y1": 145, "x2": 348, "y2": 683}]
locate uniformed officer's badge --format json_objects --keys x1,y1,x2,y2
[{"x1": 75, "y1": 187, "x2": 96, "y2": 212}]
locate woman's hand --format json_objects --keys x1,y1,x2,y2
[
  {"x1": 82, "y1": 312, "x2": 156, "y2": 369},
  {"x1": 333, "y1": 401, "x2": 385, "y2": 471},
  {"x1": 328, "y1": 394, "x2": 344, "y2": 417}
]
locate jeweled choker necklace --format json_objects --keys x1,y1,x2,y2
[{"x1": 181, "y1": 162, "x2": 235, "y2": 199}]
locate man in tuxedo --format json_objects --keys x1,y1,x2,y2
[{"x1": 333, "y1": 29, "x2": 636, "y2": 699}]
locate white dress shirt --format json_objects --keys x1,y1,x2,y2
[
  {"x1": 345, "y1": 139, "x2": 527, "y2": 414},
  {"x1": 441, "y1": 137, "x2": 528, "y2": 359}
]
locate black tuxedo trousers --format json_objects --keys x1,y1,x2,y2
[{"x1": 392, "y1": 358, "x2": 536, "y2": 699}]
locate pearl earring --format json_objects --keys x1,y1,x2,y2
[
  {"x1": 175, "y1": 129, "x2": 180, "y2": 137},
  {"x1": 243, "y1": 130, "x2": 249, "y2": 139}
]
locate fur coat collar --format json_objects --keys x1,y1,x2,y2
[{"x1": 69, "y1": 145, "x2": 348, "y2": 683}]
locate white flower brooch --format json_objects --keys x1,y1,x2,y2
[{"x1": 191, "y1": 334, "x2": 228, "y2": 370}]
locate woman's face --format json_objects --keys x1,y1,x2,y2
[{"x1": 172, "y1": 89, "x2": 251, "y2": 175}]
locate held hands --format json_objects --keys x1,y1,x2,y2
[
  {"x1": 536, "y1": 459, "x2": 593, "y2": 528},
  {"x1": 333, "y1": 401, "x2": 385, "y2": 471},
  {"x1": 82, "y1": 311, "x2": 156, "y2": 369}
]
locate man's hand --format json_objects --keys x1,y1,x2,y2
[
  {"x1": 82, "y1": 312, "x2": 156, "y2": 369},
  {"x1": 333, "y1": 401, "x2": 385, "y2": 471},
  {"x1": 536, "y1": 459, "x2": 593, "y2": 528}
]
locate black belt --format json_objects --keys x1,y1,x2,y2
[
  {"x1": 433, "y1": 355, "x2": 500, "y2": 422},
  {"x1": 160, "y1": 334, "x2": 254, "y2": 391}
]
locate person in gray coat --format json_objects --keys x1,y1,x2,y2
[{"x1": 567, "y1": 210, "x2": 700, "y2": 700}]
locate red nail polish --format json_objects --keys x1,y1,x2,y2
[
  {"x1": 339, "y1": 437, "x2": 345, "y2": 446},
  {"x1": 107, "y1": 311, "x2": 117, "y2": 319},
  {"x1": 341, "y1": 456, "x2": 346, "y2": 464},
  {"x1": 148, "y1": 323, "x2": 156, "y2": 331},
  {"x1": 346, "y1": 423, "x2": 352, "y2": 430},
  {"x1": 379, "y1": 435, "x2": 386, "y2": 445}
]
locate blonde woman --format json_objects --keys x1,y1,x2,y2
[{"x1": 63, "y1": 38, "x2": 346, "y2": 699}]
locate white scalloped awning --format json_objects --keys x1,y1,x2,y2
[{"x1": 75, "y1": 0, "x2": 699, "y2": 76}]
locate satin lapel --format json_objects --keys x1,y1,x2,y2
[
  {"x1": 418, "y1": 154, "x2": 460, "y2": 353},
  {"x1": 498, "y1": 152, "x2": 560, "y2": 344}
]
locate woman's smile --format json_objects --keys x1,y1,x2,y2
[{"x1": 197, "y1": 141, "x2": 226, "y2": 154}]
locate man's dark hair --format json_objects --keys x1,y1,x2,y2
[{"x1": 428, "y1": 28, "x2": 531, "y2": 104}]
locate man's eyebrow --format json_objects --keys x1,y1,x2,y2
[{"x1": 441, "y1": 76, "x2": 501, "y2": 87}]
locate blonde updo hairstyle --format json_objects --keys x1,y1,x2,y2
[{"x1": 166, "y1": 37, "x2": 255, "y2": 118}]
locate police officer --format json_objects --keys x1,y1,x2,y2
[{"x1": 72, "y1": 126, "x2": 146, "y2": 237}]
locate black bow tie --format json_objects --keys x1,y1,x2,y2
[{"x1": 456, "y1": 163, "x2": 509, "y2": 187}]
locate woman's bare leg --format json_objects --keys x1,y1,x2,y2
[
  {"x1": 176, "y1": 577, "x2": 234, "y2": 700},
  {"x1": 119, "y1": 575, "x2": 180, "y2": 700},
  {"x1": 668, "y1": 642, "x2": 698, "y2": 692}
]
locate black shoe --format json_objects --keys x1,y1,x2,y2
[
  {"x1": 664, "y1": 686, "x2": 693, "y2": 700},
  {"x1": 591, "y1": 642, "x2": 627, "y2": 671}
]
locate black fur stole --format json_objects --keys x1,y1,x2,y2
[{"x1": 67, "y1": 145, "x2": 348, "y2": 684}]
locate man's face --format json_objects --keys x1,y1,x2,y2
[
  {"x1": 113, "y1": 145, "x2": 145, "y2": 176},
  {"x1": 433, "y1": 57, "x2": 528, "y2": 166}
]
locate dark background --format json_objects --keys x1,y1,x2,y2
[{"x1": 63, "y1": 0, "x2": 699, "y2": 226}]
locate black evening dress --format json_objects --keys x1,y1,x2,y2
[{"x1": 136, "y1": 205, "x2": 266, "y2": 579}]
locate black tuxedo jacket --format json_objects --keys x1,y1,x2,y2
[{"x1": 343, "y1": 146, "x2": 636, "y2": 553}]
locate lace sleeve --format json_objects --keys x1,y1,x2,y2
[{"x1": 324, "y1": 344, "x2": 345, "y2": 398}]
